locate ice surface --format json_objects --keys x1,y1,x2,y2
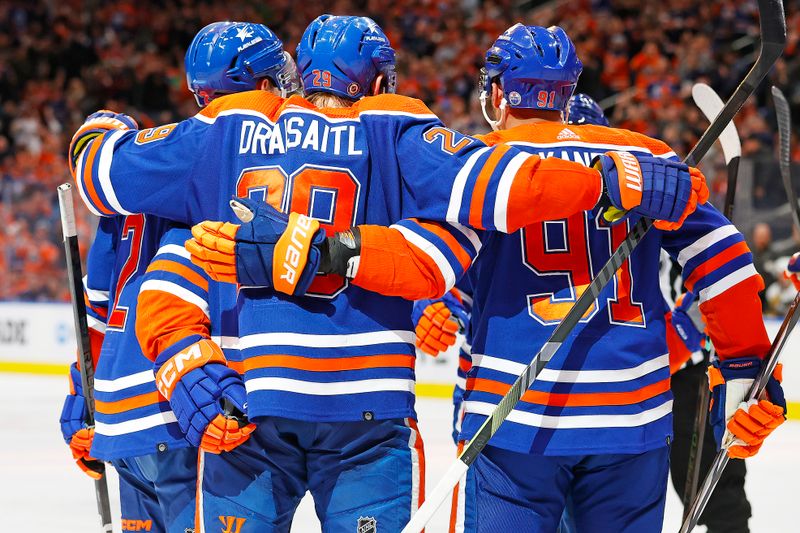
[{"x1": 3, "y1": 374, "x2": 798, "y2": 532}]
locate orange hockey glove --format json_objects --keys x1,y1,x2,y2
[
  {"x1": 708, "y1": 358, "x2": 786, "y2": 459},
  {"x1": 412, "y1": 291, "x2": 469, "y2": 356},
  {"x1": 70, "y1": 427, "x2": 103, "y2": 480},
  {"x1": 784, "y1": 252, "x2": 800, "y2": 290}
]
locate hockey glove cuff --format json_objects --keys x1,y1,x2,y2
[
  {"x1": 784, "y1": 252, "x2": 800, "y2": 291},
  {"x1": 708, "y1": 357, "x2": 786, "y2": 459}
]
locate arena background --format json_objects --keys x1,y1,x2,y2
[{"x1": 2, "y1": 0, "x2": 800, "y2": 531}]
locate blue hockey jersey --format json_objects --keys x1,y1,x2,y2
[
  {"x1": 71, "y1": 91, "x2": 603, "y2": 423},
  {"x1": 458, "y1": 123, "x2": 771, "y2": 456}
]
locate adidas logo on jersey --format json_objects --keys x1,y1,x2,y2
[{"x1": 557, "y1": 128, "x2": 581, "y2": 141}]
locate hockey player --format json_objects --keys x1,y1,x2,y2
[
  {"x1": 59, "y1": 21, "x2": 298, "y2": 532},
  {"x1": 69, "y1": 14, "x2": 704, "y2": 530},
  {"x1": 438, "y1": 24, "x2": 786, "y2": 532}
]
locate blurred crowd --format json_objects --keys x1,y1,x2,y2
[{"x1": 1, "y1": 0, "x2": 799, "y2": 310}]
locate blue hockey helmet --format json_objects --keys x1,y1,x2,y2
[
  {"x1": 185, "y1": 21, "x2": 301, "y2": 107},
  {"x1": 480, "y1": 24, "x2": 582, "y2": 112},
  {"x1": 566, "y1": 93, "x2": 609, "y2": 126},
  {"x1": 296, "y1": 15, "x2": 396, "y2": 100}
]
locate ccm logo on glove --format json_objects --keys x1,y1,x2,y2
[
  {"x1": 274, "y1": 213, "x2": 321, "y2": 294},
  {"x1": 156, "y1": 340, "x2": 226, "y2": 399}
]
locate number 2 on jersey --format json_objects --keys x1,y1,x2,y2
[
  {"x1": 237, "y1": 164, "x2": 359, "y2": 298},
  {"x1": 522, "y1": 212, "x2": 644, "y2": 327}
]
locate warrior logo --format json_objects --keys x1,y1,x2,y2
[
  {"x1": 219, "y1": 516, "x2": 246, "y2": 533},
  {"x1": 357, "y1": 516, "x2": 377, "y2": 533}
]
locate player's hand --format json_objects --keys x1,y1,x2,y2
[
  {"x1": 185, "y1": 197, "x2": 326, "y2": 296},
  {"x1": 59, "y1": 363, "x2": 103, "y2": 479},
  {"x1": 594, "y1": 152, "x2": 709, "y2": 230},
  {"x1": 708, "y1": 357, "x2": 786, "y2": 459},
  {"x1": 69, "y1": 110, "x2": 138, "y2": 174},
  {"x1": 155, "y1": 339, "x2": 255, "y2": 453},
  {"x1": 670, "y1": 292, "x2": 705, "y2": 353},
  {"x1": 783, "y1": 252, "x2": 800, "y2": 290},
  {"x1": 412, "y1": 291, "x2": 469, "y2": 356}
]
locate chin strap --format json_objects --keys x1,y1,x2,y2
[{"x1": 480, "y1": 91, "x2": 508, "y2": 131}]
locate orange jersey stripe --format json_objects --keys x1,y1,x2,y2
[
  {"x1": 95, "y1": 391, "x2": 164, "y2": 415},
  {"x1": 80, "y1": 132, "x2": 114, "y2": 216},
  {"x1": 467, "y1": 377, "x2": 671, "y2": 407},
  {"x1": 684, "y1": 241, "x2": 751, "y2": 292},
  {"x1": 410, "y1": 219, "x2": 473, "y2": 271},
  {"x1": 84, "y1": 293, "x2": 109, "y2": 319},
  {"x1": 468, "y1": 144, "x2": 511, "y2": 229},
  {"x1": 146, "y1": 259, "x2": 209, "y2": 292},
  {"x1": 135, "y1": 290, "x2": 210, "y2": 362},
  {"x1": 242, "y1": 353, "x2": 415, "y2": 373}
]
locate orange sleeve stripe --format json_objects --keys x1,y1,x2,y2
[
  {"x1": 468, "y1": 144, "x2": 511, "y2": 229},
  {"x1": 684, "y1": 241, "x2": 751, "y2": 292},
  {"x1": 80, "y1": 132, "x2": 114, "y2": 216},
  {"x1": 458, "y1": 356, "x2": 472, "y2": 373},
  {"x1": 84, "y1": 293, "x2": 109, "y2": 319},
  {"x1": 467, "y1": 377, "x2": 671, "y2": 407},
  {"x1": 135, "y1": 290, "x2": 210, "y2": 362},
  {"x1": 410, "y1": 219, "x2": 473, "y2": 271},
  {"x1": 95, "y1": 391, "x2": 164, "y2": 415},
  {"x1": 242, "y1": 353, "x2": 415, "y2": 373},
  {"x1": 146, "y1": 259, "x2": 209, "y2": 292}
]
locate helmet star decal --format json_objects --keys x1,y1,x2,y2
[{"x1": 235, "y1": 26, "x2": 253, "y2": 41}]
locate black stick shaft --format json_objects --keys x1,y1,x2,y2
[{"x1": 58, "y1": 184, "x2": 114, "y2": 532}]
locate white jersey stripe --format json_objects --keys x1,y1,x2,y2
[
  {"x1": 86, "y1": 314, "x2": 107, "y2": 334},
  {"x1": 82, "y1": 277, "x2": 110, "y2": 303},
  {"x1": 97, "y1": 129, "x2": 133, "y2": 216},
  {"x1": 447, "y1": 147, "x2": 492, "y2": 224},
  {"x1": 95, "y1": 370, "x2": 154, "y2": 392},
  {"x1": 139, "y1": 279, "x2": 210, "y2": 318},
  {"x1": 698, "y1": 264, "x2": 759, "y2": 303},
  {"x1": 95, "y1": 411, "x2": 177, "y2": 436},
  {"x1": 75, "y1": 149, "x2": 102, "y2": 216},
  {"x1": 238, "y1": 330, "x2": 415, "y2": 350},
  {"x1": 246, "y1": 377, "x2": 415, "y2": 396},
  {"x1": 448, "y1": 222, "x2": 482, "y2": 256},
  {"x1": 464, "y1": 399, "x2": 672, "y2": 429},
  {"x1": 392, "y1": 224, "x2": 457, "y2": 290},
  {"x1": 493, "y1": 152, "x2": 531, "y2": 233},
  {"x1": 156, "y1": 244, "x2": 192, "y2": 260},
  {"x1": 471, "y1": 353, "x2": 669, "y2": 383},
  {"x1": 677, "y1": 224, "x2": 739, "y2": 267},
  {"x1": 211, "y1": 335, "x2": 240, "y2": 350}
]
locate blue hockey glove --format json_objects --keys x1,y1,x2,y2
[
  {"x1": 185, "y1": 197, "x2": 326, "y2": 295},
  {"x1": 412, "y1": 290, "x2": 469, "y2": 356},
  {"x1": 594, "y1": 151, "x2": 709, "y2": 230},
  {"x1": 708, "y1": 357, "x2": 786, "y2": 458},
  {"x1": 670, "y1": 292, "x2": 705, "y2": 353},
  {"x1": 69, "y1": 110, "x2": 138, "y2": 173},
  {"x1": 59, "y1": 362, "x2": 103, "y2": 479},
  {"x1": 155, "y1": 339, "x2": 254, "y2": 453}
]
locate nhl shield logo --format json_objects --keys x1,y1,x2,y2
[{"x1": 357, "y1": 516, "x2": 377, "y2": 533}]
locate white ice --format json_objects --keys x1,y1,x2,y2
[{"x1": 3, "y1": 374, "x2": 798, "y2": 532}]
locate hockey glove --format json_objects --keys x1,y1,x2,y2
[
  {"x1": 784, "y1": 252, "x2": 800, "y2": 290},
  {"x1": 155, "y1": 339, "x2": 255, "y2": 454},
  {"x1": 412, "y1": 290, "x2": 469, "y2": 357},
  {"x1": 708, "y1": 357, "x2": 786, "y2": 459},
  {"x1": 58, "y1": 363, "x2": 103, "y2": 479},
  {"x1": 594, "y1": 151, "x2": 709, "y2": 230},
  {"x1": 186, "y1": 197, "x2": 326, "y2": 295},
  {"x1": 670, "y1": 292, "x2": 706, "y2": 353},
  {"x1": 69, "y1": 110, "x2": 138, "y2": 174}
]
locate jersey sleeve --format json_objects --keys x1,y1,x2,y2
[
  {"x1": 660, "y1": 203, "x2": 770, "y2": 360},
  {"x1": 353, "y1": 219, "x2": 481, "y2": 299},
  {"x1": 135, "y1": 226, "x2": 214, "y2": 364},
  {"x1": 82, "y1": 217, "x2": 117, "y2": 366},
  {"x1": 361, "y1": 95, "x2": 603, "y2": 234}
]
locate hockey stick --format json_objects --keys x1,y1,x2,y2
[
  {"x1": 679, "y1": 290, "x2": 800, "y2": 533},
  {"x1": 58, "y1": 183, "x2": 114, "y2": 533},
  {"x1": 680, "y1": 83, "x2": 743, "y2": 516},
  {"x1": 402, "y1": 2, "x2": 785, "y2": 531},
  {"x1": 772, "y1": 86, "x2": 800, "y2": 230}
]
